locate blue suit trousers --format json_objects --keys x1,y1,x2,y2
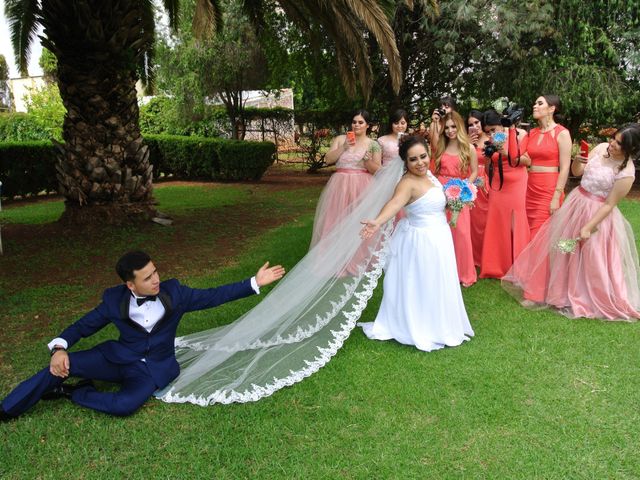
[{"x1": 1, "y1": 348, "x2": 158, "y2": 417}]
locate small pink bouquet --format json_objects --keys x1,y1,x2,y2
[{"x1": 443, "y1": 178, "x2": 477, "y2": 227}]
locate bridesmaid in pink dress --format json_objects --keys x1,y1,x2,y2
[
  {"x1": 467, "y1": 110, "x2": 491, "y2": 267},
  {"x1": 310, "y1": 109, "x2": 382, "y2": 248},
  {"x1": 377, "y1": 109, "x2": 410, "y2": 221},
  {"x1": 432, "y1": 111, "x2": 478, "y2": 287},
  {"x1": 503, "y1": 124, "x2": 640, "y2": 320},
  {"x1": 377, "y1": 109, "x2": 409, "y2": 165},
  {"x1": 479, "y1": 110, "x2": 529, "y2": 279}
]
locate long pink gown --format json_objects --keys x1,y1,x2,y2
[
  {"x1": 502, "y1": 144, "x2": 640, "y2": 320},
  {"x1": 436, "y1": 152, "x2": 477, "y2": 286},
  {"x1": 310, "y1": 143, "x2": 377, "y2": 248},
  {"x1": 377, "y1": 136, "x2": 406, "y2": 221}
]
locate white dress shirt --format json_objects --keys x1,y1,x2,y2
[{"x1": 48, "y1": 277, "x2": 260, "y2": 351}]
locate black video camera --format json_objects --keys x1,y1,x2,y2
[
  {"x1": 500, "y1": 105, "x2": 524, "y2": 128},
  {"x1": 483, "y1": 140, "x2": 498, "y2": 158},
  {"x1": 436, "y1": 107, "x2": 446, "y2": 117}
]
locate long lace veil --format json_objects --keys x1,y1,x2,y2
[{"x1": 157, "y1": 157, "x2": 405, "y2": 406}]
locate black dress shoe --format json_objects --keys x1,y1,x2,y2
[
  {"x1": 1, "y1": 408, "x2": 15, "y2": 422},
  {"x1": 42, "y1": 379, "x2": 94, "y2": 401}
]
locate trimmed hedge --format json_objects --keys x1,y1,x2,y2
[
  {"x1": 0, "y1": 141, "x2": 58, "y2": 197},
  {"x1": 145, "y1": 134, "x2": 275, "y2": 181},
  {"x1": 0, "y1": 135, "x2": 276, "y2": 198}
]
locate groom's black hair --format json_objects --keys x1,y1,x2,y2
[{"x1": 116, "y1": 251, "x2": 152, "y2": 282}]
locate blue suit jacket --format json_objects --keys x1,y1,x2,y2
[{"x1": 56, "y1": 278, "x2": 256, "y2": 388}]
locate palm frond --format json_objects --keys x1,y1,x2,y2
[
  {"x1": 336, "y1": 0, "x2": 402, "y2": 93},
  {"x1": 139, "y1": 0, "x2": 157, "y2": 90},
  {"x1": 162, "y1": 0, "x2": 180, "y2": 29},
  {"x1": 6, "y1": 0, "x2": 41, "y2": 76},
  {"x1": 192, "y1": 0, "x2": 222, "y2": 40}
]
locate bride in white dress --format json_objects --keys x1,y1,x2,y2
[{"x1": 360, "y1": 135, "x2": 474, "y2": 351}]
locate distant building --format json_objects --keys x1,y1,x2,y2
[{"x1": 6, "y1": 75, "x2": 46, "y2": 112}]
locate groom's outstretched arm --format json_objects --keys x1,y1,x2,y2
[{"x1": 180, "y1": 261, "x2": 285, "y2": 312}]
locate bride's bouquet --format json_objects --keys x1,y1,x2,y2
[{"x1": 443, "y1": 178, "x2": 477, "y2": 227}]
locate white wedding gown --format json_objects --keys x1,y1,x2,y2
[{"x1": 360, "y1": 173, "x2": 474, "y2": 351}]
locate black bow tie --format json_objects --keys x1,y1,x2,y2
[{"x1": 136, "y1": 295, "x2": 157, "y2": 306}]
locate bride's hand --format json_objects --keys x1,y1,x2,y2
[
  {"x1": 360, "y1": 220, "x2": 380, "y2": 239},
  {"x1": 255, "y1": 261, "x2": 286, "y2": 287}
]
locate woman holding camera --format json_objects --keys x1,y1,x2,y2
[
  {"x1": 467, "y1": 110, "x2": 491, "y2": 266},
  {"x1": 519, "y1": 95, "x2": 572, "y2": 239},
  {"x1": 310, "y1": 109, "x2": 382, "y2": 248},
  {"x1": 427, "y1": 96, "x2": 457, "y2": 153},
  {"x1": 503, "y1": 124, "x2": 640, "y2": 320},
  {"x1": 480, "y1": 110, "x2": 530, "y2": 279},
  {"x1": 433, "y1": 111, "x2": 478, "y2": 286}
]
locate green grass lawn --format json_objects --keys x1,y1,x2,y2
[{"x1": 1, "y1": 182, "x2": 640, "y2": 479}]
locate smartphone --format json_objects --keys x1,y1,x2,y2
[
  {"x1": 468, "y1": 126, "x2": 479, "y2": 135},
  {"x1": 580, "y1": 140, "x2": 589, "y2": 157},
  {"x1": 346, "y1": 131, "x2": 356, "y2": 144}
]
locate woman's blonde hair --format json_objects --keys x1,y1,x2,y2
[{"x1": 433, "y1": 111, "x2": 472, "y2": 175}]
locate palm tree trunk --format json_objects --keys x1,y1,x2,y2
[
  {"x1": 39, "y1": 0, "x2": 156, "y2": 225},
  {"x1": 55, "y1": 66, "x2": 155, "y2": 224}
]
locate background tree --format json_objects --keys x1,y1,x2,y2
[
  {"x1": 0, "y1": 55, "x2": 10, "y2": 111},
  {"x1": 157, "y1": 0, "x2": 269, "y2": 140},
  {"x1": 38, "y1": 47, "x2": 58, "y2": 83},
  {"x1": 7, "y1": 0, "x2": 410, "y2": 224}
]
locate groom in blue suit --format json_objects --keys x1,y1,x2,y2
[{"x1": 0, "y1": 251, "x2": 285, "y2": 420}]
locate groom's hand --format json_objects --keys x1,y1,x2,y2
[
  {"x1": 50, "y1": 350, "x2": 70, "y2": 378},
  {"x1": 255, "y1": 261, "x2": 286, "y2": 287}
]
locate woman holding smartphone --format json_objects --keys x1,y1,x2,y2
[
  {"x1": 467, "y1": 109, "x2": 491, "y2": 266},
  {"x1": 503, "y1": 124, "x2": 640, "y2": 320},
  {"x1": 519, "y1": 95, "x2": 572, "y2": 239},
  {"x1": 310, "y1": 109, "x2": 382, "y2": 248}
]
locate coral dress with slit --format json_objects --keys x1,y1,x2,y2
[
  {"x1": 480, "y1": 131, "x2": 530, "y2": 279},
  {"x1": 525, "y1": 125, "x2": 568, "y2": 239},
  {"x1": 470, "y1": 145, "x2": 490, "y2": 266}
]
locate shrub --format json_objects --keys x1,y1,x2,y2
[
  {"x1": 0, "y1": 135, "x2": 275, "y2": 199},
  {"x1": 0, "y1": 113, "x2": 54, "y2": 142},
  {"x1": 145, "y1": 134, "x2": 275, "y2": 181},
  {"x1": 216, "y1": 140, "x2": 276, "y2": 180},
  {"x1": 0, "y1": 141, "x2": 58, "y2": 197}
]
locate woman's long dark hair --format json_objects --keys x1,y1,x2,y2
[
  {"x1": 352, "y1": 109, "x2": 372, "y2": 134},
  {"x1": 483, "y1": 109, "x2": 522, "y2": 191},
  {"x1": 387, "y1": 109, "x2": 409, "y2": 133},
  {"x1": 611, "y1": 123, "x2": 640, "y2": 172},
  {"x1": 542, "y1": 94, "x2": 565, "y2": 125}
]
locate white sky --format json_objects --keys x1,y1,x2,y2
[{"x1": 0, "y1": 3, "x2": 43, "y2": 78}]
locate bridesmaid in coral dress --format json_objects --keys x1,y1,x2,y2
[
  {"x1": 310, "y1": 109, "x2": 381, "y2": 248},
  {"x1": 467, "y1": 110, "x2": 491, "y2": 267},
  {"x1": 433, "y1": 111, "x2": 478, "y2": 286},
  {"x1": 479, "y1": 110, "x2": 529, "y2": 279},
  {"x1": 520, "y1": 95, "x2": 572, "y2": 239},
  {"x1": 503, "y1": 124, "x2": 640, "y2": 320}
]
